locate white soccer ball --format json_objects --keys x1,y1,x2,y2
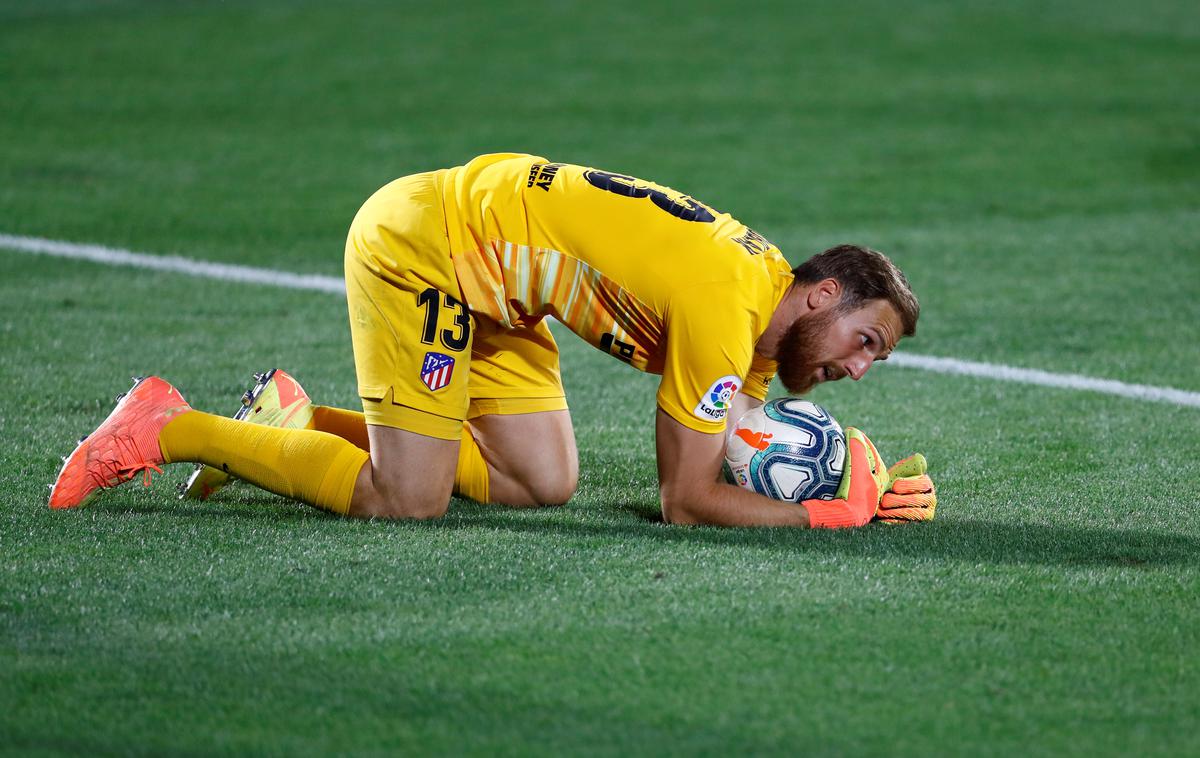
[{"x1": 724, "y1": 399, "x2": 846, "y2": 502}]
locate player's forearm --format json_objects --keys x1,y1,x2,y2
[{"x1": 660, "y1": 480, "x2": 812, "y2": 528}]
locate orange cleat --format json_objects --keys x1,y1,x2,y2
[
  {"x1": 48, "y1": 376, "x2": 192, "y2": 509},
  {"x1": 178, "y1": 369, "x2": 313, "y2": 500}
]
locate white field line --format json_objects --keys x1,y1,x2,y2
[
  {"x1": 4, "y1": 232, "x2": 1200, "y2": 409},
  {"x1": 0, "y1": 233, "x2": 345, "y2": 294},
  {"x1": 886, "y1": 353, "x2": 1200, "y2": 408}
]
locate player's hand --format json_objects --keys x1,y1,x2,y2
[
  {"x1": 874, "y1": 453, "x2": 938, "y2": 523},
  {"x1": 801, "y1": 427, "x2": 889, "y2": 528}
]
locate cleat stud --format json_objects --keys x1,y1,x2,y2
[
  {"x1": 241, "y1": 390, "x2": 254, "y2": 406},
  {"x1": 77, "y1": 435, "x2": 88, "y2": 444},
  {"x1": 253, "y1": 371, "x2": 267, "y2": 383}
]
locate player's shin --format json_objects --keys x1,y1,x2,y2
[
  {"x1": 310, "y1": 406, "x2": 371, "y2": 451},
  {"x1": 160, "y1": 412, "x2": 367, "y2": 515}
]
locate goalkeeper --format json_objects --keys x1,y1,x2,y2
[{"x1": 50, "y1": 153, "x2": 935, "y2": 528}]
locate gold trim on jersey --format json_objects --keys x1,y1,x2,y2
[{"x1": 453, "y1": 238, "x2": 663, "y2": 372}]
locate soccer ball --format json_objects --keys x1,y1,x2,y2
[{"x1": 724, "y1": 399, "x2": 846, "y2": 502}]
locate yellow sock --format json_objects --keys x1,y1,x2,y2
[
  {"x1": 308, "y1": 405, "x2": 490, "y2": 502},
  {"x1": 160, "y1": 411, "x2": 366, "y2": 515},
  {"x1": 309, "y1": 406, "x2": 371, "y2": 451},
  {"x1": 455, "y1": 425, "x2": 490, "y2": 503}
]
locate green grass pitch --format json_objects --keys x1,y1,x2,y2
[{"x1": 2, "y1": 1, "x2": 1199, "y2": 754}]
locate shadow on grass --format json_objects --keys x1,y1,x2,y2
[
  {"x1": 103, "y1": 494, "x2": 1198, "y2": 569},
  {"x1": 439, "y1": 508, "x2": 1200, "y2": 569}
]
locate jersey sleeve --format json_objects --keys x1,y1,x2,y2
[
  {"x1": 657, "y1": 281, "x2": 758, "y2": 434},
  {"x1": 742, "y1": 352, "x2": 777, "y2": 402}
]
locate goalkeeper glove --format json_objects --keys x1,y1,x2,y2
[
  {"x1": 802, "y1": 427, "x2": 890, "y2": 529},
  {"x1": 874, "y1": 453, "x2": 938, "y2": 523}
]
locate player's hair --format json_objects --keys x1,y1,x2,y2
[{"x1": 791, "y1": 244, "x2": 920, "y2": 336}]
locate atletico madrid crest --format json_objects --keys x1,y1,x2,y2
[{"x1": 420, "y1": 351, "x2": 455, "y2": 392}]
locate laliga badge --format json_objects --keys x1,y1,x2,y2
[{"x1": 693, "y1": 375, "x2": 740, "y2": 421}]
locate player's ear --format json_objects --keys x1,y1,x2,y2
[{"x1": 807, "y1": 278, "x2": 842, "y2": 310}]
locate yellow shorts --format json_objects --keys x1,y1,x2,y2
[{"x1": 344, "y1": 170, "x2": 567, "y2": 440}]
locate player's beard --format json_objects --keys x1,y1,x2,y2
[{"x1": 774, "y1": 308, "x2": 838, "y2": 395}]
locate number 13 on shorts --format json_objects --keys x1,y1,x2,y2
[
  {"x1": 414, "y1": 287, "x2": 473, "y2": 392},
  {"x1": 417, "y1": 287, "x2": 471, "y2": 352}
]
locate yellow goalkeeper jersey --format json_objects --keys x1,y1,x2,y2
[{"x1": 439, "y1": 153, "x2": 793, "y2": 433}]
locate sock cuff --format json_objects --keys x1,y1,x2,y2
[{"x1": 315, "y1": 444, "x2": 368, "y2": 515}]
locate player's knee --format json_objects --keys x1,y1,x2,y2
[
  {"x1": 374, "y1": 491, "x2": 450, "y2": 520},
  {"x1": 527, "y1": 467, "x2": 578, "y2": 506},
  {"x1": 357, "y1": 474, "x2": 451, "y2": 520},
  {"x1": 397, "y1": 492, "x2": 450, "y2": 520}
]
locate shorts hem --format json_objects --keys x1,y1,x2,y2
[
  {"x1": 467, "y1": 396, "x2": 568, "y2": 419},
  {"x1": 361, "y1": 390, "x2": 463, "y2": 441}
]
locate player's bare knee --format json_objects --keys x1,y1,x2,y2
[
  {"x1": 542, "y1": 450, "x2": 578, "y2": 505},
  {"x1": 528, "y1": 470, "x2": 577, "y2": 506},
  {"x1": 388, "y1": 477, "x2": 452, "y2": 519},
  {"x1": 361, "y1": 489, "x2": 449, "y2": 520},
  {"x1": 394, "y1": 494, "x2": 450, "y2": 520},
  {"x1": 355, "y1": 470, "x2": 451, "y2": 520}
]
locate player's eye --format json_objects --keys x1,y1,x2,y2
[{"x1": 860, "y1": 334, "x2": 872, "y2": 348}]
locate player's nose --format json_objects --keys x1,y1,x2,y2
[{"x1": 845, "y1": 356, "x2": 872, "y2": 381}]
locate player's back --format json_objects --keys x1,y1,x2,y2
[{"x1": 441, "y1": 153, "x2": 792, "y2": 376}]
